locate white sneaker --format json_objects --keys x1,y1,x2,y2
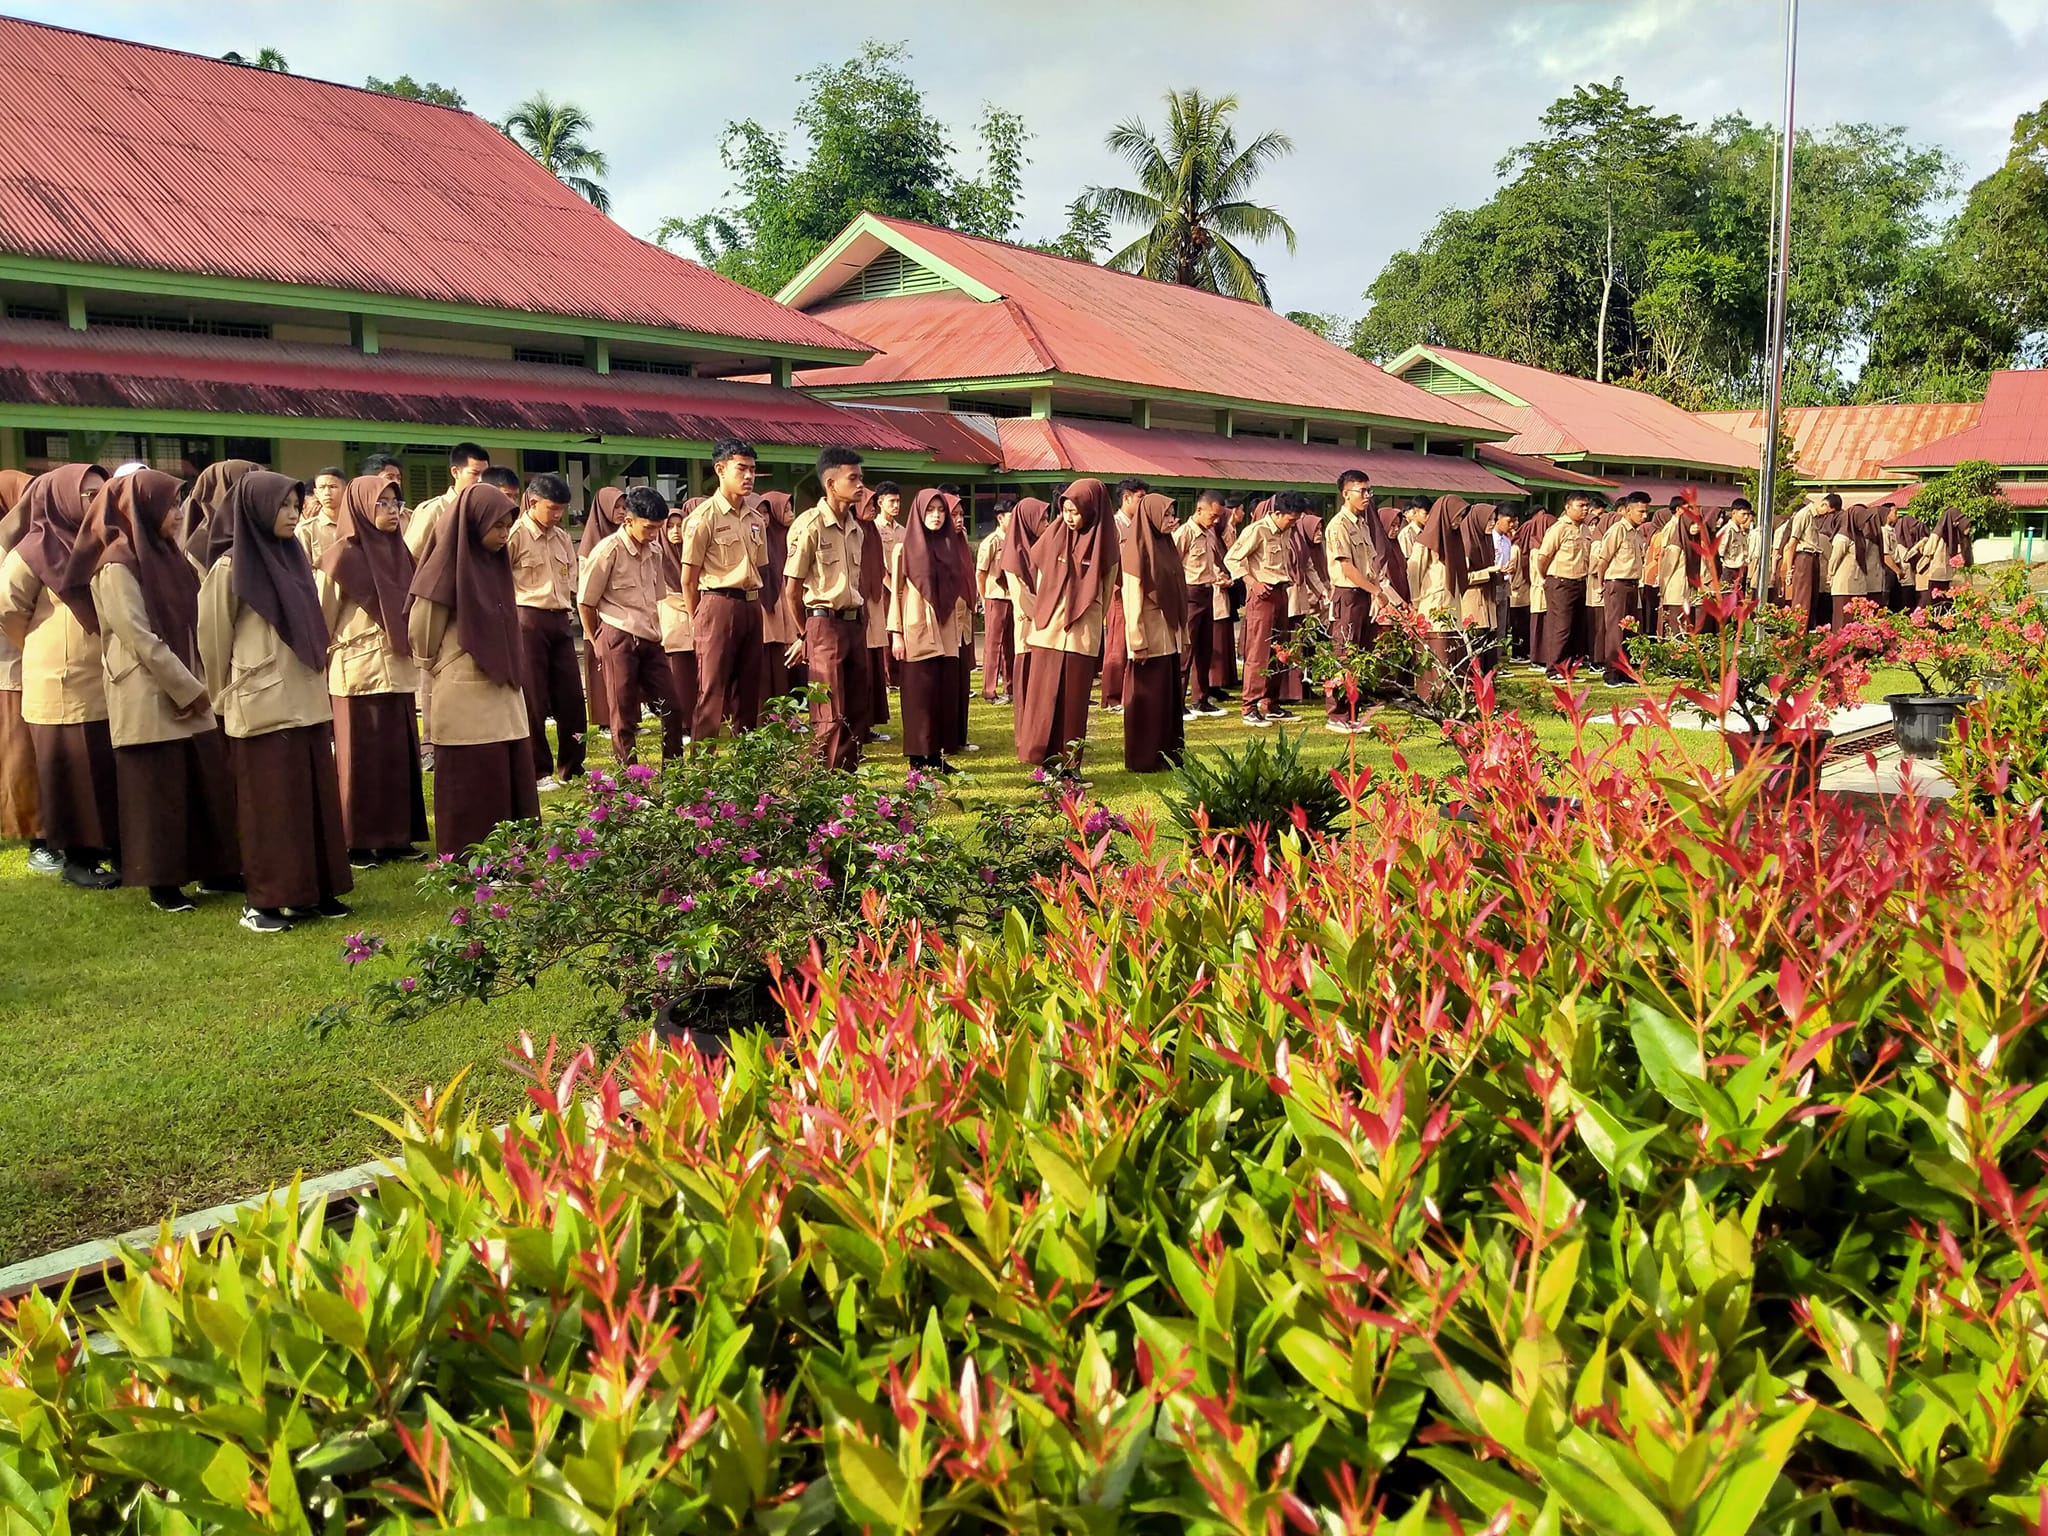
[
  {"x1": 963, "y1": 743, "x2": 981, "y2": 753},
  {"x1": 869, "y1": 730, "x2": 892, "y2": 743},
  {"x1": 1324, "y1": 718, "x2": 1355, "y2": 734},
  {"x1": 536, "y1": 775, "x2": 561, "y2": 792}
]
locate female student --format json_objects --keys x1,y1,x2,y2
[
  {"x1": 1411, "y1": 496, "x2": 1469, "y2": 693},
  {"x1": 1121, "y1": 491, "x2": 1188, "y2": 773},
  {"x1": 1017, "y1": 479, "x2": 1115, "y2": 776},
  {"x1": 198, "y1": 471, "x2": 351, "y2": 933},
  {"x1": 407, "y1": 483, "x2": 540, "y2": 859},
  {"x1": 0, "y1": 468, "x2": 42, "y2": 860},
  {"x1": 316, "y1": 474, "x2": 427, "y2": 865},
  {"x1": 888, "y1": 488, "x2": 973, "y2": 774},
  {"x1": 996, "y1": 496, "x2": 1050, "y2": 750},
  {"x1": 579, "y1": 486, "x2": 626, "y2": 734},
  {"x1": 755, "y1": 491, "x2": 801, "y2": 712},
  {"x1": 1917, "y1": 506, "x2": 1970, "y2": 606},
  {"x1": 659, "y1": 497, "x2": 701, "y2": 737},
  {"x1": 64, "y1": 469, "x2": 239, "y2": 911},
  {"x1": 1655, "y1": 505, "x2": 1707, "y2": 635},
  {"x1": 1826, "y1": 502, "x2": 1884, "y2": 625},
  {"x1": 178, "y1": 458, "x2": 261, "y2": 572},
  {"x1": 0, "y1": 463, "x2": 120, "y2": 887}
]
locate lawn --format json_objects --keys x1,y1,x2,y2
[{"x1": 0, "y1": 662, "x2": 1875, "y2": 1265}]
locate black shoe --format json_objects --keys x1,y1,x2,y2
[
  {"x1": 348, "y1": 848, "x2": 381, "y2": 870},
  {"x1": 197, "y1": 875, "x2": 245, "y2": 897},
  {"x1": 240, "y1": 906, "x2": 291, "y2": 934},
  {"x1": 1263, "y1": 707, "x2": 1297, "y2": 721},
  {"x1": 149, "y1": 885, "x2": 197, "y2": 913},
  {"x1": 285, "y1": 897, "x2": 353, "y2": 921},
  {"x1": 378, "y1": 846, "x2": 426, "y2": 863},
  {"x1": 1241, "y1": 711, "x2": 1272, "y2": 728},
  {"x1": 61, "y1": 860, "x2": 119, "y2": 890},
  {"x1": 26, "y1": 844, "x2": 63, "y2": 875}
]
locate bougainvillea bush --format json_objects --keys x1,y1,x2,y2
[
  {"x1": 7, "y1": 690, "x2": 2048, "y2": 1533},
  {"x1": 317, "y1": 695, "x2": 1072, "y2": 1040}
]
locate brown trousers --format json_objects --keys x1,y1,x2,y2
[
  {"x1": 982, "y1": 599, "x2": 1013, "y2": 700},
  {"x1": 1327, "y1": 587, "x2": 1373, "y2": 722},
  {"x1": 596, "y1": 626, "x2": 682, "y2": 763},
  {"x1": 1240, "y1": 584, "x2": 1291, "y2": 706},
  {"x1": 1602, "y1": 578, "x2": 1637, "y2": 682},
  {"x1": 1537, "y1": 576, "x2": 1587, "y2": 669},
  {"x1": 518, "y1": 607, "x2": 586, "y2": 780},
  {"x1": 1183, "y1": 609, "x2": 1215, "y2": 706},
  {"x1": 805, "y1": 614, "x2": 866, "y2": 771},
  {"x1": 691, "y1": 590, "x2": 764, "y2": 741}
]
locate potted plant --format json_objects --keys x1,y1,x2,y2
[{"x1": 1871, "y1": 592, "x2": 2004, "y2": 759}]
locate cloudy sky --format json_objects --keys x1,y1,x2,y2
[{"x1": 15, "y1": 1, "x2": 2048, "y2": 318}]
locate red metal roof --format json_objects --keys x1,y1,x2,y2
[
  {"x1": 832, "y1": 404, "x2": 1002, "y2": 467},
  {"x1": 1885, "y1": 371, "x2": 2048, "y2": 469},
  {"x1": 0, "y1": 320, "x2": 927, "y2": 453},
  {"x1": 1890, "y1": 480, "x2": 2048, "y2": 509},
  {"x1": 0, "y1": 16, "x2": 869, "y2": 356},
  {"x1": 1697, "y1": 403, "x2": 1981, "y2": 484},
  {"x1": 992, "y1": 418, "x2": 1523, "y2": 496},
  {"x1": 1409, "y1": 348, "x2": 1753, "y2": 470},
  {"x1": 790, "y1": 217, "x2": 1500, "y2": 433},
  {"x1": 1474, "y1": 443, "x2": 1616, "y2": 488},
  {"x1": 1599, "y1": 476, "x2": 1745, "y2": 510}
]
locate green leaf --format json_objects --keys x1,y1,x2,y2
[
  {"x1": 824, "y1": 1424, "x2": 912, "y2": 1528},
  {"x1": 1691, "y1": 1402, "x2": 1813, "y2": 1536},
  {"x1": 1276, "y1": 1328, "x2": 1362, "y2": 1411},
  {"x1": 1629, "y1": 1001, "x2": 1705, "y2": 1114},
  {"x1": 1025, "y1": 1135, "x2": 1094, "y2": 1210}
]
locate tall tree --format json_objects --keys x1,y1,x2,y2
[
  {"x1": 221, "y1": 48, "x2": 288, "y2": 71},
  {"x1": 1028, "y1": 196, "x2": 1113, "y2": 263},
  {"x1": 1090, "y1": 90, "x2": 1296, "y2": 306},
  {"x1": 1946, "y1": 98, "x2": 2048, "y2": 363},
  {"x1": 657, "y1": 42, "x2": 1030, "y2": 295},
  {"x1": 366, "y1": 75, "x2": 467, "y2": 110},
  {"x1": 503, "y1": 93, "x2": 611, "y2": 213}
]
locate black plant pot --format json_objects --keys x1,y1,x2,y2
[
  {"x1": 1725, "y1": 728, "x2": 1835, "y2": 794},
  {"x1": 653, "y1": 978, "x2": 781, "y2": 1058},
  {"x1": 1886, "y1": 694, "x2": 1971, "y2": 760}
]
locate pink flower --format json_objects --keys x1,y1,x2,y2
[
  {"x1": 489, "y1": 902, "x2": 510, "y2": 919},
  {"x1": 342, "y1": 932, "x2": 384, "y2": 965},
  {"x1": 449, "y1": 909, "x2": 468, "y2": 927},
  {"x1": 624, "y1": 763, "x2": 655, "y2": 784},
  {"x1": 400, "y1": 977, "x2": 418, "y2": 995},
  {"x1": 654, "y1": 951, "x2": 674, "y2": 976}
]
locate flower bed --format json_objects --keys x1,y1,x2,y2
[{"x1": 7, "y1": 681, "x2": 2048, "y2": 1532}]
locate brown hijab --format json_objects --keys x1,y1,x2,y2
[
  {"x1": 580, "y1": 486, "x2": 626, "y2": 559},
  {"x1": 1122, "y1": 491, "x2": 1187, "y2": 633},
  {"x1": 59, "y1": 470, "x2": 196, "y2": 658},
  {"x1": 320, "y1": 475, "x2": 415, "y2": 655},
  {"x1": 216, "y1": 471, "x2": 326, "y2": 672},
  {"x1": 1462, "y1": 502, "x2": 1498, "y2": 578},
  {"x1": 1845, "y1": 502, "x2": 1882, "y2": 565},
  {"x1": 0, "y1": 469, "x2": 32, "y2": 554},
  {"x1": 181, "y1": 458, "x2": 260, "y2": 568},
  {"x1": 1030, "y1": 478, "x2": 1114, "y2": 632},
  {"x1": 756, "y1": 491, "x2": 793, "y2": 613},
  {"x1": 903, "y1": 488, "x2": 973, "y2": 618},
  {"x1": 1420, "y1": 495, "x2": 1470, "y2": 597},
  {"x1": 407, "y1": 484, "x2": 522, "y2": 687},
  {"x1": 15, "y1": 465, "x2": 109, "y2": 628},
  {"x1": 997, "y1": 497, "x2": 1051, "y2": 594},
  {"x1": 1361, "y1": 493, "x2": 1410, "y2": 601},
  {"x1": 661, "y1": 496, "x2": 703, "y2": 592},
  {"x1": 1934, "y1": 506, "x2": 1971, "y2": 564}
]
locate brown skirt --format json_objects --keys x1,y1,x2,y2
[
  {"x1": 1536, "y1": 577, "x2": 1586, "y2": 668},
  {"x1": 1123, "y1": 655, "x2": 1183, "y2": 773},
  {"x1": 333, "y1": 693, "x2": 428, "y2": 852},
  {"x1": 0, "y1": 688, "x2": 37, "y2": 841},
  {"x1": 231, "y1": 724, "x2": 351, "y2": 910},
  {"x1": 1017, "y1": 646, "x2": 1095, "y2": 768},
  {"x1": 1099, "y1": 591, "x2": 1129, "y2": 707},
  {"x1": 757, "y1": 641, "x2": 790, "y2": 720},
  {"x1": 28, "y1": 718, "x2": 119, "y2": 855},
  {"x1": 900, "y1": 653, "x2": 962, "y2": 761},
  {"x1": 1788, "y1": 551, "x2": 1821, "y2": 627},
  {"x1": 952, "y1": 635, "x2": 974, "y2": 751},
  {"x1": 433, "y1": 738, "x2": 540, "y2": 859},
  {"x1": 866, "y1": 643, "x2": 890, "y2": 726},
  {"x1": 116, "y1": 731, "x2": 239, "y2": 888}
]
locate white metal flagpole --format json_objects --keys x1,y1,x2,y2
[{"x1": 1754, "y1": 0, "x2": 1800, "y2": 611}]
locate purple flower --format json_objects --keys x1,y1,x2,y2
[
  {"x1": 489, "y1": 902, "x2": 510, "y2": 919},
  {"x1": 740, "y1": 847, "x2": 760, "y2": 863},
  {"x1": 624, "y1": 763, "x2": 655, "y2": 784},
  {"x1": 746, "y1": 870, "x2": 769, "y2": 887},
  {"x1": 841, "y1": 793, "x2": 857, "y2": 809},
  {"x1": 623, "y1": 793, "x2": 644, "y2": 811},
  {"x1": 473, "y1": 884, "x2": 493, "y2": 904},
  {"x1": 1082, "y1": 808, "x2": 1131, "y2": 839},
  {"x1": 342, "y1": 932, "x2": 384, "y2": 966},
  {"x1": 877, "y1": 795, "x2": 895, "y2": 817},
  {"x1": 544, "y1": 844, "x2": 562, "y2": 862},
  {"x1": 449, "y1": 909, "x2": 468, "y2": 927},
  {"x1": 980, "y1": 867, "x2": 998, "y2": 885},
  {"x1": 576, "y1": 827, "x2": 596, "y2": 848},
  {"x1": 898, "y1": 815, "x2": 914, "y2": 836},
  {"x1": 400, "y1": 977, "x2": 418, "y2": 995},
  {"x1": 821, "y1": 819, "x2": 848, "y2": 839},
  {"x1": 674, "y1": 895, "x2": 696, "y2": 913},
  {"x1": 588, "y1": 804, "x2": 610, "y2": 824},
  {"x1": 1029, "y1": 767, "x2": 1049, "y2": 784},
  {"x1": 654, "y1": 951, "x2": 675, "y2": 976}
]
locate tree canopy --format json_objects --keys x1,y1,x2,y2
[
  {"x1": 366, "y1": 74, "x2": 467, "y2": 110},
  {"x1": 656, "y1": 42, "x2": 1031, "y2": 295},
  {"x1": 502, "y1": 93, "x2": 611, "y2": 213}
]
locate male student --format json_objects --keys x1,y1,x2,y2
[
  {"x1": 784, "y1": 447, "x2": 869, "y2": 771},
  {"x1": 1225, "y1": 492, "x2": 1305, "y2": 727},
  {"x1": 506, "y1": 471, "x2": 585, "y2": 788},
  {"x1": 295, "y1": 467, "x2": 348, "y2": 567},
  {"x1": 1173, "y1": 489, "x2": 1232, "y2": 717},
  {"x1": 1591, "y1": 494, "x2": 1651, "y2": 687},
  {"x1": 678, "y1": 438, "x2": 767, "y2": 741},
  {"x1": 1535, "y1": 491, "x2": 1597, "y2": 678},
  {"x1": 405, "y1": 443, "x2": 490, "y2": 558},
  {"x1": 578, "y1": 486, "x2": 684, "y2": 765}
]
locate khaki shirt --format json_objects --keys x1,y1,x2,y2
[
  {"x1": 1916, "y1": 532, "x2": 1957, "y2": 586},
  {"x1": 886, "y1": 542, "x2": 965, "y2": 662},
  {"x1": 1224, "y1": 515, "x2": 1291, "y2": 587},
  {"x1": 1790, "y1": 506, "x2": 1825, "y2": 557},
  {"x1": 1655, "y1": 542, "x2": 1693, "y2": 610},
  {"x1": 0, "y1": 548, "x2": 107, "y2": 724},
  {"x1": 1121, "y1": 567, "x2": 1185, "y2": 662},
  {"x1": 1174, "y1": 518, "x2": 1226, "y2": 587},
  {"x1": 579, "y1": 528, "x2": 663, "y2": 643},
  {"x1": 198, "y1": 557, "x2": 333, "y2": 739},
  {"x1": 407, "y1": 598, "x2": 529, "y2": 746},
  {"x1": 1323, "y1": 508, "x2": 1371, "y2": 590},
  {"x1": 1594, "y1": 521, "x2": 1648, "y2": 583},
  {"x1": 679, "y1": 492, "x2": 766, "y2": 593},
  {"x1": 1025, "y1": 584, "x2": 1105, "y2": 656},
  {"x1": 1719, "y1": 524, "x2": 1760, "y2": 573},
  {"x1": 785, "y1": 501, "x2": 865, "y2": 612},
  {"x1": 315, "y1": 570, "x2": 419, "y2": 697},
  {"x1": 974, "y1": 531, "x2": 1003, "y2": 598},
  {"x1": 404, "y1": 490, "x2": 453, "y2": 560},
  {"x1": 1827, "y1": 534, "x2": 1885, "y2": 597},
  {"x1": 1399, "y1": 525, "x2": 1428, "y2": 613},
  {"x1": 867, "y1": 523, "x2": 902, "y2": 647},
  {"x1": 91, "y1": 564, "x2": 210, "y2": 747},
  {"x1": 296, "y1": 510, "x2": 339, "y2": 570},
  {"x1": 1537, "y1": 519, "x2": 1592, "y2": 581},
  {"x1": 659, "y1": 591, "x2": 693, "y2": 653},
  {"x1": 507, "y1": 515, "x2": 578, "y2": 611}
]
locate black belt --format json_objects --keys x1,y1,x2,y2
[
  {"x1": 706, "y1": 586, "x2": 758, "y2": 602},
  {"x1": 806, "y1": 605, "x2": 863, "y2": 622}
]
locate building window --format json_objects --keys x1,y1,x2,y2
[
  {"x1": 21, "y1": 431, "x2": 268, "y2": 475},
  {"x1": 514, "y1": 346, "x2": 585, "y2": 368},
  {"x1": 949, "y1": 397, "x2": 1027, "y2": 419},
  {"x1": 521, "y1": 449, "x2": 563, "y2": 473},
  {"x1": 612, "y1": 357, "x2": 695, "y2": 378},
  {"x1": 90, "y1": 311, "x2": 272, "y2": 339},
  {"x1": 4, "y1": 302, "x2": 61, "y2": 324}
]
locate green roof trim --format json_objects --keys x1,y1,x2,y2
[
  {"x1": 1384, "y1": 345, "x2": 1530, "y2": 409},
  {"x1": 775, "y1": 215, "x2": 1001, "y2": 309},
  {"x1": 0, "y1": 254, "x2": 873, "y2": 366}
]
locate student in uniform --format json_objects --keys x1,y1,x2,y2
[
  {"x1": 868, "y1": 481, "x2": 906, "y2": 702},
  {"x1": 1277, "y1": 507, "x2": 1327, "y2": 705},
  {"x1": 60, "y1": 469, "x2": 238, "y2": 912},
  {"x1": 1213, "y1": 494, "x2": 1247, "y2": 698},
  {"x1": 0, "y1": 468, "x2": 46, "y2": 865},
  {"x1": 658, "y1": 497, "x2": 701, "y2": 737},
  {"x1": 1919, "y1": 506, "x2": 1970, "y2": 607},
  {"x1": 177, "y1": 458, "x2": 260, "y2": 572},
  {"x1": 580, "y1": 487, "x2": 685, "y2": 766},
  {"x1": 783, "y1": 447, "x2": 870, "y2": 771},
  {"x1": 1717, "y1": 499, "x2": 1760, "y2": 599},
  {"x1": 1120, "y1": 491, "x2": 1188, "y2": 772},
  {"x1": 1459, "y1": 501, "x2": 1510, "y2": 674},
  {"x1": 888, "y1": 488, "x2": 972, "y2": 774},
  {"x1": 755, "y1": 491, "x2": 802, "y2": 713},
  {"x1": 0, "y1": 463, "x2": 121, "y2": 887},
  {"x1": 1017, "y1": 478, "x2": 1115, "y2": 775},
  {"x1": 316, "y1": 474, "x2": 427, "y2": 865},
  {"x1": 1513, "y1": 502, "x2": 1555, "y2": 668},
  {"x1": 942, "y1": 489, "x2": 977, "y2": 756},
  {"x1": 578, "y1": 485, "x2": 626, "y2": 736},
  {"x1": 1174, "y1": 489, "x2": 1233, "y2": 718},
  {"x1": 1784, "y1": 494, "x2": 1830, "y2": 628},
  {"x1": 679, "y1": 439, "x2": 768, "y2": 741},
  {"x1": 1891, "y1": 510, "x2": 1929, "y2": 609},
  {"x1": 1322, "y1": 472, "x2": 1386, "y2": 729},
  {"x1": 505, "y1": 471, "x2": 585, "y2": 790},
  {"x1": 996, "y1": 497, "x2": 1049, "y2": 715},
  {"x1": 1410, "y1": 496, "x2": 1471, "y2": 694},
  {"x1": 1826, "y1": 502, "x2": 1883, "y2": 626},
  {"x1": 296, "y1": 467, "x2": 348, "y2": 569},
  {"x1": 197, "y1": 471, "x2": 350, "y2": 933},
  {"x1": 1591, "y1": 495, "x2": 1651, "y2": 686},
  {"x1": 406, "y1": 483, "x2": 540, "y2": 858},
  {"x1": 1655, "y1": 503, "x2": 1706, "y2": 635},
  {"x1": 1535, "y1": 492, "x2": 1596, "y2": 677},
  {"x1": 1225, "y1": 493, "x2": 1304, "y2": 727},
  {"x1": 1098, "y1": 478, "x2": 1149, "y2": 714},
  {"x1": 976, "y1": 501, "x2": 1014, "y2": 704}
]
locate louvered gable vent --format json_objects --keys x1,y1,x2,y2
[
  {"x1": 830, "y1": 247, "x2": 955, "y2": 302},
  {"x1": 1406, "y1": 358, "x2": 1487, "y2": 396}
]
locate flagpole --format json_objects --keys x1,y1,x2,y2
[{"x1": 1754, "y1": 0, "x2": 1799, "y2": 612}]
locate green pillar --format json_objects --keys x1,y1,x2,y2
[
  {"x1": 772, "y1": 357, "x2": 794, "y2": 388},
  {"x1": 61, "y1": 288, "x2": 87, "y2": 331},
  {"x1": 586, "y1": 338, "x2": 611, "y2": 375},
  {"x1": 1293, "y1": 418, "x2": 1311, "y2": 444},
  {"x1": 1355, "y1": 425, "x2": 1373, "y2": 451},
  {"x1": 1214, "y1": 408, "x2": 1235, "y2": 438},
  {"x1": 1132, "y1": 399, "x2": 1152, "y2": 429},
  {"x1": 350, "y1": 314, "x2": 379, "y2": 354},
  {"x1": 1029, "y1": 386, "x2": 1053, "y2": 420},
  {"x1": 1416, "y1": 432, "x2": 1430, "y2": 457}
]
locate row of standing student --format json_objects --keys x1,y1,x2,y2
[{"x1": 1776, "y1": 492, "x2": 1971, "y2": 629}]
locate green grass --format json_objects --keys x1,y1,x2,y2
[{"x1": 0, "y1": 663, "x2": 1908, "y2": 1264}]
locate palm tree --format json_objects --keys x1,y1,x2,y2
[
  {"x1": 502, "y1": 93, "x2": 612, "y2": 213},
  {"x1": 221, "y1": 48, "x2": 289, "y2": 71},
  {"x1": 1090, "y1": 90, "x2": 1297, "y2": 306}
]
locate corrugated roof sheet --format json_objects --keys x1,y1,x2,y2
[
  {"x1": 992, "y1": 418, "x2": 1523, "y2": 496},
  {"x1": 1890, "y1": 480, "x2": 2048, "y2": 508},
  {"x1": 791, "y1": 216, "x2": 1500, "y2": 433},
  {"x1": 0, "y1": 320, "x2": 926, "y2": 452},
  {"x1": 1885, "y1": 370, "x2": 2048, "y2": 469},
  {"x1": 1411, "y1": 348, "x2": 1754, "y2": 470},
  {"x1": 0, "y1": 15, "x2": 870, "y2": 356},
  {"x1": 1599, "y1": 476, "x2": 1746, "y2": 510},
  {"x1": 832, "y1": 404, "x2": 1003, "y2": 467},
  {"x1": 1697, "y1": 402, "x2": 1982, "y2": 483},
  {"x1": 1474, "y1": 443, "x2": 1616, "y2": 488}
]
